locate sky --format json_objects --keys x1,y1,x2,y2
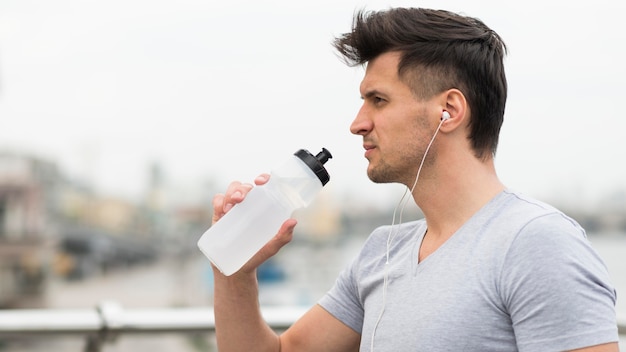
[{"x1": 1, "y1": 0, "x2": 625, "y2": 209}]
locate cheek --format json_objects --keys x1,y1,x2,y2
[{"x1": 393, "y1": 125, "x2": 429, "y2": 160}]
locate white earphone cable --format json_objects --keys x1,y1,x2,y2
[{"x1": 369, "y1": 117, "x2": 446, "y2": 351}]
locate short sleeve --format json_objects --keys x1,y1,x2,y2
[{"x1": 500, "y1": 213, "x2": 618, "y2": 351}]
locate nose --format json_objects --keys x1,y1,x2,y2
[{"x1": 350, "y1": 104, "x2": 372, "y2": 136}]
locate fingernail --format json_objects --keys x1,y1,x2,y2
[{"x1": 223, "y1": 203, "x2": 233, "y2": 213}]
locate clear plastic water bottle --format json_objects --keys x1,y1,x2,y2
[{"x1": 197, "y1": 148, "x2": 332, "y2": 276}]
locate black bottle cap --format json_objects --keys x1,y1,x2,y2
[{"x1": 294, "y1": 148, "x2": 332, "y2": 186}]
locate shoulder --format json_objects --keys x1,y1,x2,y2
[
  {"x1": 489, "y1": 190, "x2": 585, "y2": 242},
  {"x1": 499, "y1": 190, "x2": 581, "y2": 225},
  {"x1": 496, "y1": 190, "x2": 602, "y2": 281}
]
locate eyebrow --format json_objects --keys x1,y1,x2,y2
[{"x1": 361, "y1": 89, "x2": 384, "y2": 100}]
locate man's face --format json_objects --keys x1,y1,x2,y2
[{"x1": 350, "y1": 51, "x2": 439, "y2": 186}]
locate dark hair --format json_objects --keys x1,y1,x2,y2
[{"x1": 333, "y1": 8, "x2": 507, "y2": 158}]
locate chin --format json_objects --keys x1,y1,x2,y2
[
  {"x1": 367, "y1": 171, "x2": 392, "y2": 184},
  {"x1": 367, "y1": 165, "x2": 404, "y2": 185}
]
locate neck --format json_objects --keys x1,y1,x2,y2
[{"x1": 412, "y1": 155, "x2": 505, "y2": 241}]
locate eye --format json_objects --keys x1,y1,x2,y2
[
  {"x1": 373, "y1": 96, "x2": 386, "y2": 106},
  {"x1": 361, "y1": 90, "x2": 387, "y2": 106}
]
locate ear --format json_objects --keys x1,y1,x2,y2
[{"x1": 439, "y1": 88, "x2": 467, "y2": 132}]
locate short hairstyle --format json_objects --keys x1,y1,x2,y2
[{"x1": 333, "y1": 8, "x2": 508, "y2": 158}]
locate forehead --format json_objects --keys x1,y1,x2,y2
[{"x1": 360, "y1": 52, "x2": 409, "y2": 96}]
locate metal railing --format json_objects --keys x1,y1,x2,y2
[
  {"x1": 0, "y1": 301, "x2": 308, "y2": 351},
  {"x1": 0, "y1": 302, "x2": 624, "y2": 351}
]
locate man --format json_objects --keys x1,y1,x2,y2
[{"x1": 210, "y1": 8, "x2": 619, "y2": 351}]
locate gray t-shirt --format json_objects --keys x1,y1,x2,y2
[{"x1": 319, "y1": 190, "x2": 618, "y2": 351}]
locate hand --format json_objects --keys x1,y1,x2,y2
[{"x1": 211, "y1": 174, "x2": 297, "y2": 275}]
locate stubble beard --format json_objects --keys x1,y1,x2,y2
[
  {"x1": 366, "y1": 109, "x2": 435, "y2": 186},
  {"x1": 366, "y1": 154, "x2": 419, "y2": 186},
  {"x1": 366, "y1": 144, "x2": 433, "y2": 187}
]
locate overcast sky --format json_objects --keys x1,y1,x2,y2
[{"x1": 1, "y1": 0, "x2": 625, "y2": 208}]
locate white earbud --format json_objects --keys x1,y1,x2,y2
[{"x1": 441, "y1": 111, "x2": 451, "y2": 121}]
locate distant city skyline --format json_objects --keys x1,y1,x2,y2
[{"x1": 1, "y1": 0, "x2": 625, "y2": 208}]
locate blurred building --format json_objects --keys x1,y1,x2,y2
[
  {"x1": 0, "y1": 150, "x2": 169, "y2": 298},
  {"x1": 54, "y1": 165, "x2": 166, "y2": 280},
  {"x1": 0, "y1": 151, "x2": 60, "y2": 308}
]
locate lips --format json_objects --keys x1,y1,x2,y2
[{"x1": 363, "y1": 143, "x2": 375, "y2": 158}]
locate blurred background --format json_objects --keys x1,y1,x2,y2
[{"x1": 0, "y1": 0, "x2": 625, "y2": 350}]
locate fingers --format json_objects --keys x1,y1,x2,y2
[
  {"x1": 254, "y1": 173, "x2": 270, "y2": 186},
  {"x1": 212, "y1": 181, "x2": 254, "y2": 224},
  {"x1": 212, "y1": 174, "x2": 271, "y2": 224}
]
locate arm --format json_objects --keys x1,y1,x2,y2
[
  {"x1": 281, "y1": 304, "x2": 361, "y2": 352},
  {"x1": 214, "y1": 268, "x2": 360, "y2": 352},
  {"x1": 569, "y1": 343, "x2": 620, "y2": 352},
  {"x1": 211, "y1": 175, "x2": 360, "y2": 352},
  {"x1": 213, "y1": 264, "x2": 281, "y2": 351}
]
